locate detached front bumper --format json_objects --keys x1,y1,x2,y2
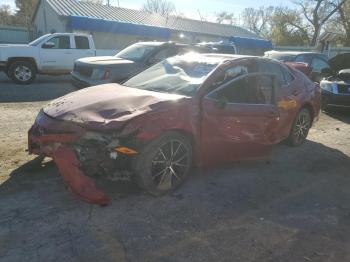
[
  {"x1": 28, "y1": 111, "x2": 139, "y2": 205},
  {"x1": 28, "y1": 116, "x2": 110, "y2": 205}
]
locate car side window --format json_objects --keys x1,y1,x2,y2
[
  {"x1": 259, "y1": 61, "x2": 287, "y2": 85},
  {"x1": 209, "y1": 74, "x2": 274, "y2": 105},
  {"x1": 75, "y1": 36, "x2": 90, "y2": 49},
  {"x1": 295, "y1": 55, "x2": 305, "y2": 62},
  {"x1": 281, "y1": 66, "x2": 294, "y2": 84},
  {"x1": 43, "y1": 36, "x2": 70, "y2": 49},
  {"x1": 311, "y1": 58, "x2": 330, "y2": 73}
]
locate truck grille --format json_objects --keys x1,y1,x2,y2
[
  {"x1": 74, "y1": 65, "x2": 93, "y2": 77},
  {"x1": 337, "y1": 84, "x2": 350, "y2": 94}
]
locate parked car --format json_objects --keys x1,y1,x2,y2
[
  {"x1": 0, "y1": 33, "x2": 115, "y2": 84},
  {"x1": 320, "y1": 53, "x2": 350, "y2": 110},
  {"x1": 71, "y1": 41, "x2": 205, "y2": 88},
  {"x1": 28, "y1": 53, "x2": 320, "y2": 205},
  {"x1": 196, "y1": 41, "x2": 237, "y2": 54},
  {"x1": 265, "y1": 51, "x2": 330, "y2": 82}
]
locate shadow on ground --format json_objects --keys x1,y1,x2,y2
[
  {"x1": 324, "y1": 108, "x2": 350, "y2": 124},
  {"x1": 1, "y1": 140, "x2": 350, "y2": 261}
]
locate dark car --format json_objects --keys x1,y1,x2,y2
[
  {"x1": 71, "y1": 41, "x2": 204, "y2": 88},
  {"x1": 196, "y1": 41, "x2": 237, "y2": 54},
  {"x1": 320, "y1": 53, "x2": 350, "y2": 110},
  {"x1": 29, "y1": 53, "x2": 321, "y2": 205},
  {"x1": 265, "y1": 51, "x2": 330, "y2": 82}
]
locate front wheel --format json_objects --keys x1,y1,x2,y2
[
  {"x1": 134, "y1": 132, "x2": 193, "y2": 196},
  {"x1": 287, "y1": 108, "x2": 312, "y2": 146},
  {"x1": 8, "y1": 61, "x2": 36, "y2": 85}
]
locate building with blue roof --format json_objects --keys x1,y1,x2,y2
[{"x1": 32, "y1": 0, "x2": 272, "y2": 53}]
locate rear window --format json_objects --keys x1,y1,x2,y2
[{"x1": 75, "y1": 36, "x2": 90, "y2": 49}]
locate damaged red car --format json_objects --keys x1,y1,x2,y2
[{"x1": 28, "y1": 53, "x2": 321, "y2": 205}]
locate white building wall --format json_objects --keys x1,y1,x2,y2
[{"x1": 33, "y1": 0, "x2": 66, "y2": 36}]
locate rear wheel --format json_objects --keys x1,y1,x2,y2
[
  {"x1": 287, "y1": 108, "x2": 312, "y2": 146},
  {"x1": 134, "y1": 132, "x2": 192, "y2": 196},
  {"x1": 8, "y1": 61, "x2": 36, "y2": 85}
]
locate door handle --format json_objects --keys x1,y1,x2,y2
[{"x1": 65, "y1": 52, "x2": 72, "y2": 55}]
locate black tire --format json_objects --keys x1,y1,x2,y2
[
  {"x1": 134, "y1": 131, "x2": 193, "y2": 196},
  {"x1": 287, "y1": 108, "x2": 312, "y2": 146},
  {"x1": 8, "y1": 61, "x2": 36, "y2": 85}
]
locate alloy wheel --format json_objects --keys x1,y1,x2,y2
[
  {"x1": 151, "y1": 140, "x2": 190, "y2": 191},
  {"x1": 294, "y1": 112, "x2": 310, "y2": 144},
  {"x1": 14, "y1": 65, "x2": 32, "y2": 82}
]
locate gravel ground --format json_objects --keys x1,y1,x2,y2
[{"x1": 0, "y1": 72, "x2": 350, "y2": 262}]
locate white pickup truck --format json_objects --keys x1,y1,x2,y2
[{"x1": 0, "y1": 33, "x2": 116, "y2": 84}]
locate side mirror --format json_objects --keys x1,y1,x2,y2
[{"x1": 42, "y1": 42, "x2": 55, "y2": 49}]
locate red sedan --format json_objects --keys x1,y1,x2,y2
[{"x1": 28, "y1": 53, "x2": 321, "y2": 205}]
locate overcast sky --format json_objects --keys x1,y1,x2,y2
[{"x1": 0, "y1": 0, "x2": 292, "y2": 21}]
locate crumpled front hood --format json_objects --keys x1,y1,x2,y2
[
  {"x1": 43, "y1": 84, "x2": 186, "y2": 129},
  {"x1": 329, "y1": 53, "x2": 350, "y2": 72},
  {"x1": 76, "y1": 56, "x2": 134, "y2": 66}
]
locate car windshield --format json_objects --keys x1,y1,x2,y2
[
  {"x1": 116, "y1": 43, "x2": 159, "y2": 61},
  {"x1": 266, "y1": 53, "x2": 296, "y2": 62},
  {"x1": 124, "y1": 54, "x2": 220, "y2": 97},
  {"x1": 29, "y1": 34, "x2": 51, "y2": 46}
]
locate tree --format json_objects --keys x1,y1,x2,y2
[
  {"x1": 271, "y1": 7, "x2": 310, "y2": 45},
  {"x1": 293, "y1": 0, "x2": 347, "y2": 46},
  {"x1": 216, "y1": 11, "x2": 236, "y2": 25},
  {"x1": 15, "y1": 0, "x2": 39, "y2": 26},
  {"x1": 241, "y1": 6, "x2": 274, "y2": 37},
  {"x1": 0, "y1": 5, "x2": 14, "y2": 25},
  {"x1": 142, "y1": 0, "x2": 176, "y2": 17},
  {"x1": 338, "y1": 0, "x2": 350, "y2": 45}
]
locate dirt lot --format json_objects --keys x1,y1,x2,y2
[{"x1": 0, "y1": 72, "x2": 350, "y2": 262}]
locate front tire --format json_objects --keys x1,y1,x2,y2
[
  {"x1": 287, "y1": 108, "x2": 312, "y2": 146},
  {"x1": 134, "y1": 131, "x2": 193, "y2": 196},
  {"x1": 8, "y1": 61, "x2": 36, "y2": 85}
]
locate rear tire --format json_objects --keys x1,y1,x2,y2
[
  {"x1": 134, "y1": 131, "x2": 193, "y2": 196},
  {"x1": 287, "y1": 108, "x2": 312, "y2": 146},
  {"x1": 8, "y1": 61, "x2": 36, "y2": 85}
]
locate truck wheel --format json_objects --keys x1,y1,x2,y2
[
  {"x1": 134, "y1": 131, "x2": 193, "y2": 196},
  {"x1": 287, "y1": 108, "x2": 312, "y2": 147},
  {"x1": 8, "y1": 61, "x2": 36, "y2": 85}
]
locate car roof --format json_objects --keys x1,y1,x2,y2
[
  {"x1": 267, "y1": 50, "x2": 324, "y2": 56},
  {"x1": 175, "y1": 53, "x2": 260, "y2": 64},
  {"x1": 135, "y1": 41, "x2": 191, "y2": 47}
]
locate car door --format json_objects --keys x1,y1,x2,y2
[
  {"x1": 200, "y1": 73, "x2": 280, "y2": 167},
  {"x1": 39, "y1": 35, "x2": 72, "y2": 73},
  {"x1": 258, "y1": 60, "x2": 299, "y2": 139},
  {"x1": 71, "y1": 35, "x2": 95, "y2": 62}
]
